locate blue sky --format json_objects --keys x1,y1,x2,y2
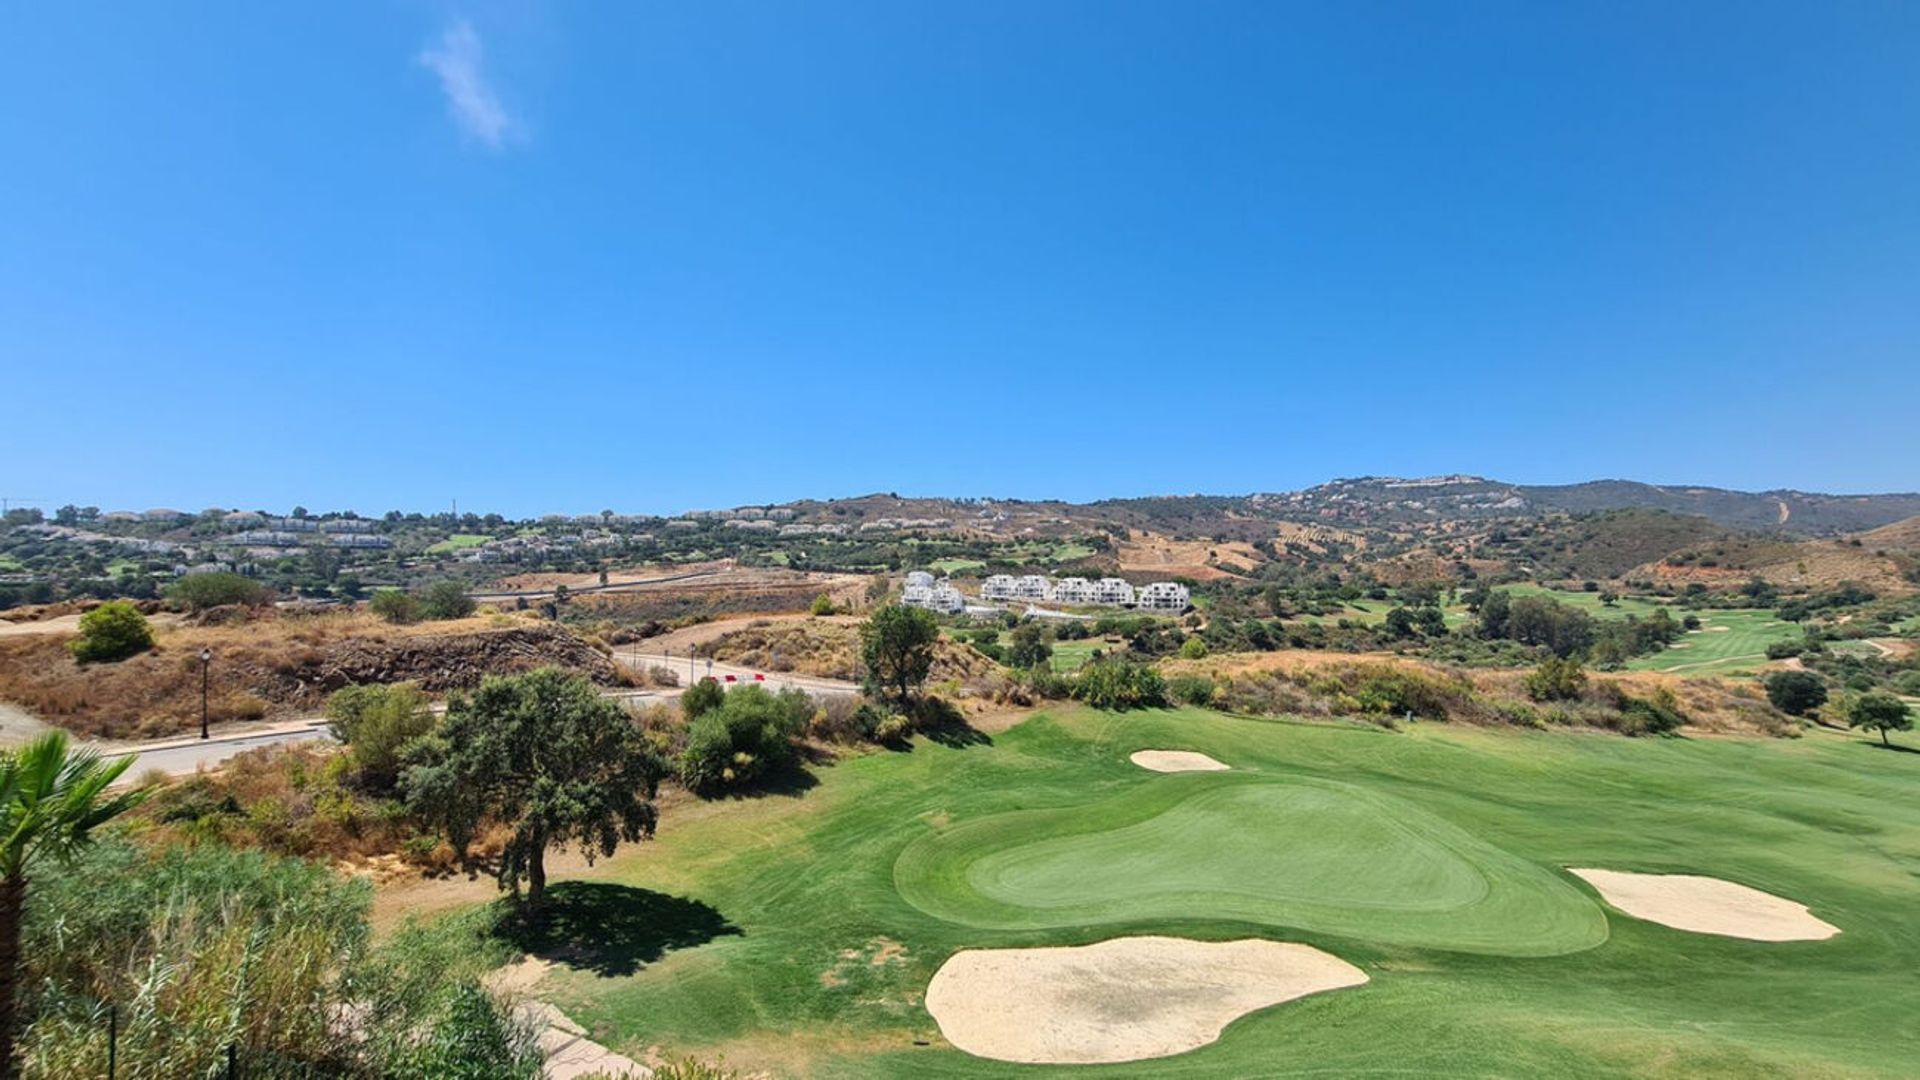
[{"x1": 3, "y1": 2, "x2": 1916, "y2": 518}]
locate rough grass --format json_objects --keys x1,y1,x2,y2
[{"x1": 461, "y1": 705, "x2": 1920, "y2": 1078}]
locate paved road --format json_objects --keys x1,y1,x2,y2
[
  {"x1": 108, "y1": 723, "x2": 335, "y2": 781},
  {"x1": 617, "y1": 647, "x2": 860, "y2": 696}
]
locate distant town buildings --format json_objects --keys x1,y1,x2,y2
[{"x1": 979, "y1": 573, "x2": 1188, "y2": 610}]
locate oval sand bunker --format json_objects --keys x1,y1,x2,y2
[
  {"x1": 925, "y1": 936, "x2": 1367, "y2": 1064},
  {"x1": 1130, "y1": 749, "x2": 1229, "y2": 773},
  {"x1": 1570, "y1": 868, "x2": 1839, "y2": 941}
]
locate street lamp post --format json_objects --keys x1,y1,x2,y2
[{"x1": 199, "y1": 648, "x2": 212, "y2": 740}]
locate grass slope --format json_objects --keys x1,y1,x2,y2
[{"x1": 519, "y1": 707, "x2": 1920, "y2": 1078}]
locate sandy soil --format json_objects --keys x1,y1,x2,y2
[
  {"x1": 924, "y1": 936, "x2": 1368, "y2": 1064},
  {"x1": 0, "y1": 611, "x2": 184, "y2": 637},
  {"x1": 1130, "y1": 749, "x2": 1230, "y2": 773},
  {"x1": 1569, "y1": 868, "x2": 1840, "y2": 941}
]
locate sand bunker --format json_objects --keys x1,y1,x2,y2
[
  {"x1": 1129, "y1": 749, "x2": 1230, "y2": 773},
  {"x1": 1569, "y1": 868, "x2": 1839, "y2": 941},
  {"x1": 924, "y1": 936, "x2": 1367, "y2": 1064}
]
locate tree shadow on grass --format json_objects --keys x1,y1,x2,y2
[
  {"x1": 493, "y1": 881, "x2": 743, "y2": 977},
  {"x1": 884, "y1": 696, "x2": 991, "y2": 750},
  {"x1": 1860, "y1": 739, "x2": 1920, "y2": 755}
]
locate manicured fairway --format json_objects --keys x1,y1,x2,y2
[
  {"x1": 897, "y1": 777, "x2": 1606, "y2": 955},
  {"x1": 1629, "y1": 608, "x2": 1799, "y2": 675},
  {"x1": 506, "y1": 706, "x2": 1920, "y2": 1078}
]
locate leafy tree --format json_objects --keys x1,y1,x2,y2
[
  {"x1": 681, "y1": 676, "x2": 726, "y2": 721},
  {"x1": 1764, "y1": 670, "x2": 1828, "y2": 717},
  {"x1": 0, "y1": 733, "x2": 146, "y2": 1076},
  {"x1": 66, "y1": 600, "x2": 153, "y2": 663},
  {"x1": 1523, "y1": 656, "x2": 1588, "y2": 702},
  {"x1": 1503, "y1": 595, "x2": 1595, "y2": 657},
  {"x1": 1848, "y1": 691, "x2": 1914, "y2": 747},
  {"x1": 1006, "y1": 624, "x2": 1053, "y2": 669},
  {"x1": 167, "y1": 570, "x2": 270, "y2": 611},
  {"x1": 859, "y1": 604, "x2": 939, "y2": 703},
  {"x1": 326, "y1": 682, "x2": 435, "y2": 789},
  {"x1": 1476, "y1": 589, "x2": 1511, "y2": 638},
  {"x1": 401, "y1": 668, "x2": 665, "y2": 912},
  {"x1": 370, "y1": 588, "x2": 421, "y2": 624},
  {"x1": 418, "y1": 580, "x2": 476, "y2": 621}
]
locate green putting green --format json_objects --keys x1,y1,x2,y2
[{"x1": 897, "y1": 775, "x2": 1606, "y2": 956}]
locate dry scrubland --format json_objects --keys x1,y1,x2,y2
[
  {"x1": 694, "y1": 618, "x2": 997, "y2": 686},
  {"x1": 1160, "y1": 650, "x2": 1794, "y2": 736},
  {"x1": 0, "y1": 607, "x2": 619, "y2": 738}
]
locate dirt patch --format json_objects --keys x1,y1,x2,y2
[
  {"x1": 1569, "y1": 868, "x2": 1839, "y2": 941},
  {"x1": 924, "y1": 936, "x2": 1367, "y2": 1064},
  {"x1": 1129, "y1": 749, "x2": 1230, "y2": 773},
  {"x1": 696, "y1": 619, "x2": 995, "y2": 687}
]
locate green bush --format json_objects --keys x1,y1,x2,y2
[
  {"x1": 326, "y1": 682, "x2": 435, "y2": 789},
  {"x1": 1178, "y1": 636, "x2": 1210, "y2": 660},
  {"x1": 1523, "y1": 657, "x2": 1588, "y2": 703},
  {"x1": 418, "y1": 580, "x2": 476, "y2": 621},
  {"x1": 1073, "y1": 659, "x2": 1168, "y2": 711},
  {"x1": 369, "y1": 588, "x2": 421, "y2": 624},
  {"x1": 681, "y1": 676, "x2": 726, "y2": 721},
  {"x1": 1168, "y1": 674, "x2": 1216, "y2": 707},
  {"x1": 166, "y1": 571, "x2": 270, "y2": 611},
  {"x1": 809, "y1": 594, "x2": 836, "y2": 616},
  {"x1": 67, "y1": 600, "x2": 153, "y2": 663},
  {"x1": 678, "y1": 684, "x2": 812, "y2": 793},
  {"x1": 1764, "y1": 670, "x2": 1828, "y2": 717}
]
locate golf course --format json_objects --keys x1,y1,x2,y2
[{"x1": 508, "y1": 705, "x2": 1920, "y2": 1077}]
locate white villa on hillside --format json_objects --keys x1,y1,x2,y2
[
  {"x1": 980, "y1": 574, "x2": 1018, "y2": 600},
  {"x1": 903, "y1": 575, "x2": 966, "y2": 614},
  {"x1": 1093, "y1": 577, "x2": 1136, "y2": 605},
  {"x1": 1136, "y1": 581, "x2": 1191, "y2": 611}
]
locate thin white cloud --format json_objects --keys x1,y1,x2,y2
[{"x1": 418, "y1": 20, "x2": 518, "y2": 149}]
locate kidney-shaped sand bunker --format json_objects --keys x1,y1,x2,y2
[
  {"x1": 1129, "y1": 749, "x2": 1230, "y2": 773},
  {"x1": 925, "y1": 936, "x2": 1367, "y2": 1064},
  {"x1": 1570, "y1": 868, "x2": 1839, "y2": 941}
]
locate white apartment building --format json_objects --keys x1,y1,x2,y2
[
  {"x1": 1136, "y1": 581, "x2": 1191, "y2": 611},
  {"x1": 980, "y1": 574, "x2": 1018, "y2": 600},
  {"x1": 905, "y1": 570, "x2": 937, "y2": 590},
  {"x1": 1094, "y1": 578, "x2": 1137, "y2": 605},
  {"x1": 902, "y1": 577, "x2": 966, "y2": 614},
  {"x1": 1014, "y1": 575, "x2": 1052, "y2": 600},
  {"x1": 1050, "y1": 577, "x2": 1094, "y2": 604}
]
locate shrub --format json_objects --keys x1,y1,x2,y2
[
  {"x1": 1764, "y1": 670, "x2": 1828, "y2": 716},
  {"x1": 67, "y1": 601, "x2": 153, "y2": 663},
  {"x1": 1618, "y1": 688, "x2": 1687, "y2": 736},
  {"x1": 326, "y1": 682, "x2": 435, "y2": 789},
  {"x1": 1523, "y1": 657, "x2": 1588, "y2": 703},
  {"x1": 1168, "y1": 674, "x2": 1216, "y2": 707},
  {"x1": 370, "y1": 588, "x2": 421, "y2": 624},
  {"x1": 1178, "y1": 637, "x2": 1210, "y2": 660},
  {"x1": 681, "y1": 676, "x2": 725, "y2": 721},
  {"x1": 809, "y1": 594, "x2": 836, "y2": 617},
  {"x1": 167, "y1": 571, "x2": 270, "y2": 612},
  {"x1": 647, "y1": 665, "x2": 680, "y2": 688},
  {"x1": 418, "y1": 580, "x2": 476, "y2": 621},
  {"x1": 1073, "y1": 659, "x2": 1168, "y2": 711},
  {"x1": 678, "y1": 684, "x2": 812, "y2": 793}
]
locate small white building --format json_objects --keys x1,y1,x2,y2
[
  {"x1": 1136, "y1": 581, "x2": 1191, "y2": 611},
  {"x1": 1094, "y1": 578, "x2": 1137, "y2": 606},
  {"x1": 903, "y1": 577, "x2": 966, "y2": 615}
]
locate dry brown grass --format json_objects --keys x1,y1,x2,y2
[
  {"x1": 694, "y1": 619, "x2": 997, "y2": 687},
  {"x1": 0, "y1": 607, "x2": 620, "y2": 739}
]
